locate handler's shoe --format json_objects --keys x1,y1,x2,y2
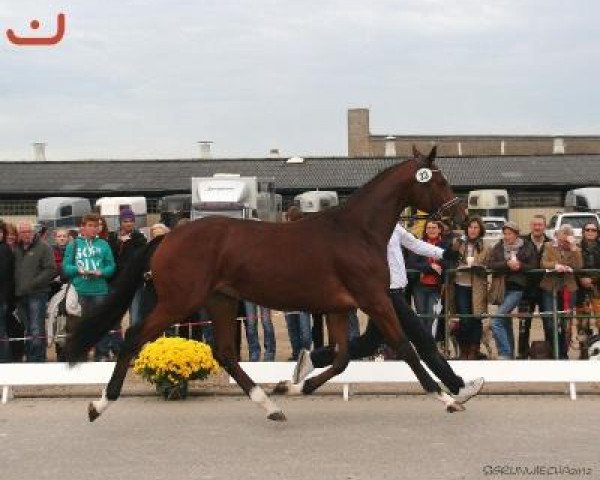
[
  {"x1": 292, "y1": 349, "x2": 314, "y2": 384},
  {"x1": 453, "y1": 377, "x2": 485, "y2": 404}
]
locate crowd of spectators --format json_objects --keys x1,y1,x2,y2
[{"x1": 1, "y1": 209, "x2": 599, "y2": 364}]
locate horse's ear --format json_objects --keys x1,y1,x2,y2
[
  {"x1": 412, "y1": 145, "x2": 422, "y2": 158},
  {"x1": 426, "y1": 146, "x2": 437, "y2": 166}
]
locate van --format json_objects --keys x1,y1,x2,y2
[{"x1": 546, "y1": 212, "x2": 600, "y2": 239}]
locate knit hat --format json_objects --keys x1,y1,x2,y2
[
  {"x1": 119, "y1": 208, "x2": 135, "y2": 221},
  {"x1": 502, "y1": 220, "x2": 520, "y2": 234}
]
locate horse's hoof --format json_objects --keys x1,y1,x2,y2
[
  {"x1": 446, "y1": 401, "x2": 466, "y2": 413},
  {"x1": 88, "y1": 403, "x2": 101, "y2": 422},
  {"x1": 271, "y1": 381, "x2": 289, "y2": 395},
  {"x1": 267, "y1": 411, "x2": 287, "y2": 422}
]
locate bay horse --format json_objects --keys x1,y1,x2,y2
[{"x1": 65, "y1": 146, "x2": 465, "y2": 422}]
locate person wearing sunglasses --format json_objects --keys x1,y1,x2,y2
[{"x1": 576, "y1": 222, "x2": 600, "y2": 344}]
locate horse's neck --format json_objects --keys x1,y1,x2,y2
[{"x1": 337, "y1": 162, "x2": 414, "y2": 244}]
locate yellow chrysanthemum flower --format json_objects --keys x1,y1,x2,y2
[{"x1": 134, "y1": 337, "x2": 220, "y2": 386}]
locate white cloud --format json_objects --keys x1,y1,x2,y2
[{"x1": 0, "y1": 0, "x2": 599, "y2": 160}]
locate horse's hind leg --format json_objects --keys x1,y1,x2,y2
[
  {"x1": 88, "y1": 304, "x2": 180, "y2": 422},
  {"x1": 206, "y1": 292, "x2": 286, "y2": 421},
  {"x1": 274, "y1": 312, "x2": 350, "y2": 396}
]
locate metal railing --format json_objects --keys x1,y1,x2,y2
[{"x1": 406, "y1": 267, "x2": 600, "y2": 360}]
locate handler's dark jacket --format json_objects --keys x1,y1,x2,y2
[
  {"x1": 107, "y1": 229, "x2": 147, "y2": 277},
  {"x1": 487, "y1": 240, "x2": 537, "y2": 290}
]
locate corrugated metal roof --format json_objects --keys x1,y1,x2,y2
[{"x1": 0, "y1": 154, "x2": 599, "y2": 196}]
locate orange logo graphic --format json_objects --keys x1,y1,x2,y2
[{"x1": 6, "y1": 13, "x2": 66, "y2": 46}]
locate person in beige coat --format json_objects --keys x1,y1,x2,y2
[
  {"x1": 446, "y1": 217, "x2": 491, "y2": 359},
  {"x1": 539, "y1": 224, "x2": 583, "y2": 358}
]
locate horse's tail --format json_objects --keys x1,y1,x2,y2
[{"x1": 65, "y1": 235, "x2": 165, "y2": 364}]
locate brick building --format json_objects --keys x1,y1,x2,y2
[{"x1": 348, "y1": 108, "x2": 600, "y2": 157}]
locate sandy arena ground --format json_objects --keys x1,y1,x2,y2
[{"x1": 2, "y1": 395, "x2": 599, "y2": 480}]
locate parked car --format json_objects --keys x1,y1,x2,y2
[{"x1": 546, "y1": 212, "x2": 600, "y2": 239}]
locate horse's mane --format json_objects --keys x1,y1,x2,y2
[
  {"x1": 292, "y1": 158, "x2": 415, "y2": 221},
  {"x1": 343, "y1": 157, "x2": 414, "y2": 204}
]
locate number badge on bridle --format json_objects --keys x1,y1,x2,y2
[{"x1": 415, "y1": 168, "x2": 433, "y2": 183}]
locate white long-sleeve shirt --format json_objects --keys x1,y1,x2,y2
[{"x1": 388, "y1": 223, "x2": 444, "y2": 289}]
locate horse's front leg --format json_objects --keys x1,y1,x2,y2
[
  {"x1": 207, "y1": 293, "x2": 286, "y2": 421},
  {"x1": 362, "y1": 299, "x2": 464, "y2": 413},
  {"x1": 89, "y1": 305, "x2": 176, "y2": 422}
]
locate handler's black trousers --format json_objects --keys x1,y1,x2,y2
[{"x1": 310, "y1": 288, "x2": 465, "y2": 395}]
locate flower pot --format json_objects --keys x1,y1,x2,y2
[{"x1": 156, "y1": 380, "x2": 189, "y2": 400}]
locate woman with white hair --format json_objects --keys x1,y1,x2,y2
[{"x1": 540, "y1": 224, "x2": 583, "y2": 358}]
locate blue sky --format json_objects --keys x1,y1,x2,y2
[{"x1": 1, "y1": 0, "x2": 598, "y2": 160}]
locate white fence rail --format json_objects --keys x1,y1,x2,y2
[
  {"x1": 230, "y1": 360, "x2": 600, "y2": 400},
  {"x1": 1, "y1": 360, "x2": 599, "y2": 404},
  {"x1": 0, "y1": 362, "x2": 115, "y2": 404}
]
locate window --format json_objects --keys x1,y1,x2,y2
[
  {"x1": 59, "y1": 206, "x2": 73, "y2": 217},
  {"x1": 0, "y1": 200, "x2": 37, "y2": 216}
]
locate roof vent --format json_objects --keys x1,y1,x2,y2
[
  {"x1": 286, "y1": 156, "x2": 305, "y2": 164},
  {"x1": 384, "y1": 136, "x2": 396, "y2": 157},
  {"x1": 553, "y1": 137, "x2": 565, "y2": 154},
  {"x1": 269, "y1": 148, "x2": 281, "y2": 158},
  {"x1": 33, "y1": 142, "x2": 47, "y2": 161},
  {"x1": 197, "y1": 141, "x2": 213, "y2": 159}
]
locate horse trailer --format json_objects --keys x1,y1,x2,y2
[
  {"x1": 159, "y1": 194, "x2": 191, "y2": 228},
  {"x1": 467, "y1": 189, "x2": 509, "y2": 220},
  {"x1": 293, "y1": 191, "x2": 339, "y2": 213},
  {"x1": 191, "y1": 174, "x2": 280, "y2": 221},
  {"x1": 95, "y1": 196, "x2": 148, "y2": 232},
  {"x1": 564, "y1": 188, "x2": 600, "y2": 212},
  {"x1": 36, "y1": 197, "x2": 92, "y2": 230}
]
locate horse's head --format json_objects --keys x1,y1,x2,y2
[{"x1": 409, "y1": 145, "x2": 466, "y2": 227}]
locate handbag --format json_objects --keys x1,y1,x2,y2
[
  {"x1": 488, "y1": 275, "x2": 505, "y2": 306},
  {"x1": 65, "y1": 283, "x2": 82, "y2": 317}
]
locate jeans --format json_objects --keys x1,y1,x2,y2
[
  {"x1": 541, "y1": 290, "x2": 576, "y2": 359},
  {"x1": 311, "y1": 289, "x2": 464, "y2": 395},
  {"x1": 0, "y1": 303, "x2": 10, "y2": 362},
  {"x1": 413, "y1": 285, "x2": 440, "y2": 337},
  {"x1": 285, "y1": 311, "x2": 312, "y2": 360},
  {"x1": 454, "y1": 285, "x2": 482, "y2": 346},
  {"x1": 80, "y1": 295, "x2": 123, "y2": 361},
  {"x1": 17, "y1": 292, "x2": 49, "y2": 362},
  {"x1": 129, "y1": 284, "x2": 145, "y2": 327},
  {"x1": 198, "y1": 308, "x2": 215, "y2": 348},
  {"x1": 517, "y1": 287, "x2": 546, "y2": 358},
  {"x1": 244, "y1": 301, "x2": 276, "y2": 361},
  {"x1": 491, "y1": 289, "x2": 524, "y2": 359}
]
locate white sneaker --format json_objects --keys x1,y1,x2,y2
[
  {"x1": 292, "y1": 349, "x2": 314, "y2": 384},
  {"x1": 453, "y1": 377, "x2": 484, "y2": 404}
]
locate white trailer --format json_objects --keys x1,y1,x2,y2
[
  {"x1": 564, "y1": 188, "x2": 600, "y2": 212},
  {"x1": 37, "y1": 197, "x2": 91, "y2": 229},
  {"x1": 467, "y1": 189, "x2": 509, "y2": 219},
  {"x1": 293, "y1": 191, "x2": 339, "y2": 213},
  {"x1": 95, "y1": 196, "x2": 148, "y2": 232},
  {"x1": 191, "y1": 174, "x2": 279, "y2": 221}
]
